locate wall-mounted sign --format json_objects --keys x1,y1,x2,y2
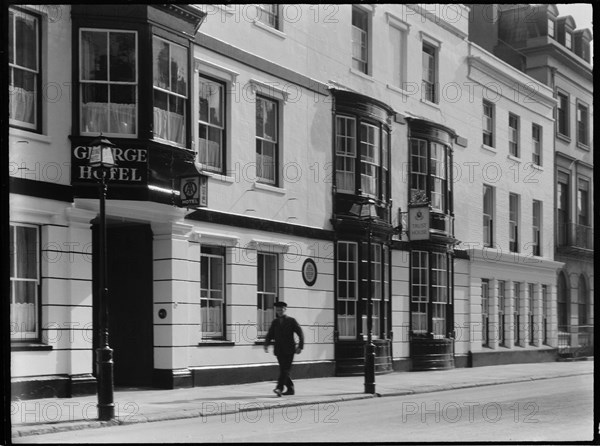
[
  {"x1": 71, "y1": 144, "x2": 148, "y2": 185},
  {"x1": 408, "y1": 206, "x2": 430, "y2": 240},
  {"x1": 179, "y1": 175, "x2": 207, "y2": 207},
  {"x1": 302, "y1": 258, "x2": 318, "y2": 287}
]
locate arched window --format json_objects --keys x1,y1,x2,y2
[
  {"x1": 578, "y1": 275, "x2": 588, "y2": 326},
  {"x1": 557, "y1": 272, "x2": 569, "y2": 330}
]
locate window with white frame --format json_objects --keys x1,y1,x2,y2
[
  {"x1": 422, "y1": 42, "x2": 437, "y2": 103},
  {"x1": 532, "y1": 124, "x2": 542, "y2": 165},
  {"x1": 200, "y1": 246, "x2": 225, "y2": 339},
  {"x1": 9, "y1": 7, "x2": 39, "y2": 131},
  {"x1": 483, "y1": 100, "x2": 494, "y2": 147},
  {"x1": 577, "y1": 102, "x2": 589, "y2": 146},
  {"x1": 257, "y1": 252, "x2": 278, "y2": 336},
  {"x1": 360, "y1": 122, "x2": 380, "y2": 198},
  {"x1": 352, "y1": 6, "x2": 369, "y2": 74},
  {"x1": 198, "y1": 76, "x2": 225, "y2": 172},
  {"x1": 565, "y1": 31, "x2": 572, "y2": 49},
  {"x1": 362, "y1": 243, "x2": 382, "y2": 338},
  {"x1": 532, "y1": 200, "x2": 542, "y2": 256},
  {"x1": 528, "y1": 283, "x2": 535, "y2": 345},
  {"x1": 509, "y1": 193, "x2": 520, "y2": 253},
  {"x1": 483, "y1": 185, "x2": 495, "y2": 247},
  {"x1": 256, "y1": 96, "x2": 278, "y2": 185},
  {"x1": 389, "y1": 24, "x2": 406, "y2": 88},
  {"x1": 514, "y1": 282, "x2": 521, "y2": 344},
  {"x1": 153, "y1": 36, "x2": 188, "y2": 146},
  {"x1": 557, "y1": 91, "x2": 569, "y2": 136},
  {"x1": 381, "y1": 129, "x2": 389, "y2": 202},
  {"x1": 411, "y1": 250, "x2": 428, "y2": 334},
  {"x1": 431, "y1": 252, "x2": 448, "y2": 338},
  {"x1": 498, "y1": 280, "x2": 506, "y2": 346},
  {"x1": 508, "y1": 113, "x2": 519, "y2": 157},
  {"x1": 256, "y1": 4, "x2": 280, "y2": 29},
  {"x1": 335, "y1": 116, "x2": 356, "y2": 193},
  {"x1": 548, "y1": 18, "x2": 555, "y2": 38},
  {"x1": 337, "y1": 242, "x2": 358, "y2": 339},
  {"x1": 481, "y1": 279, "x2": 489, "y2": 346},
  {"x1": 80, "y1": 29, "x2": 137, "y2": 136},
  {"x1": 542, "y1": 284, "x2": 548, "y2": 344},
  {"x1": 430, "y1": 142, "x2": 447, "y2": 212},
  {"x1": 10, "y1": 223, "x2": 39, "y2": 340},
  {"x1": 410, "y1": 138, "x2": 428, "y2": 202}
]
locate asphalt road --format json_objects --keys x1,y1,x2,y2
[{"x1": 14, "y1": 375, "x2": 594, "y2": 443}]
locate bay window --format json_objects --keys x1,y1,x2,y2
[
  {"x1": 9, "y1": 7, "x2": 39, "y2": 131},
  {"x1": 360, "y1": 123, "x2": 380, "y2": 198},
  {"x1": 80, "y1": 29, "x2": 137, "y2": 136},
  {"x1": 153, "y1": 36, "x2": 188, "y2": 146},
  {"x1": 409, "y1": 138, "x2": 451, "y2": 213}
]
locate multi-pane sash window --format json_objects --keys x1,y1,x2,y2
[
  {"x1": 153, "y1": 36, "x2": 188, "y2": 145},
  {"x1": 410, "y1": 139, "x2": 428, "y2": 202},
  {"x1": 360, "y1": 123, "x2": 380, "y2": 197},
  {"x1": 542, "y1": 285, "x2": 548, "y2": 344},
  {"x1": 565, "y1": 31, "x2": 572, "y2": 49},
  {"x1": 514, "y1": 282, "x2": 521, "y2": 345},
  {"x1": 80, "y1": 29, "x2": 137, "y2": 136},
  {"x1": 577, "y1": 103, "x2": 589, "y2": 146},
  {"x1": 481, "y1": 279, "x2": 489, "y2": 346},
  {"x1": 352, "y1": 7, "x2": 369, "y2": 73},
  {"x1": 335, "y1": 116, "x2": 356, "y2": 193},
  {"x1": 532, "y1": 124, "x2": 542, "y2": 165},
  {"x1": 557, "y1": 274, "x2": 568, "y2": 330},
  {"x1": 431, "y1": 253, "x2": 447, "y2": 337},
  {"x1": 362, "y1": 243, "x2": 382, "y2": 338},
  {"x1": 257, "y1": 4, "x2": 279, "y2": 29},
  {"x1": 337, "y1": 242, "x2": 358, "y2": 339},
  {"x1": 578, "y1": 275, "x2": 588, "y2": 326},
  {"x1": 557, "y1": 92, "x2": 569, "y2": 136},
  {"x1": 430, "y1": 143, "x2": 446, "y2": 211},
  {"x1": 577, "y1": 178, "x2": 589, "y2": 226},
  {"x1": 382, "y1": 245, "x2": 390, "y2": 338},
  {"x1": 483, "y1": 185, "x2": 494, "y2": 247},
  {"x1": 256, "y1": 96, "x2": 278, "y2": 184},
  {"x1": 422, "y1": 43, "x2": 437, "y2": 103},
  {"x1": 557, "y1": 173, "x2": 569, "y2": 246},
  {"x1": 411, "y1": 251, "x2": 428, "y2": 334},
  {"x1": 382, "y1": 130, "x2": 389, "y2": 201},
  {"x1": 508, "y1": 113, "x2": 519, "y2": 157},
  {"x1": 10, "y1": 223, "x2": 39, "y2": 340},
  {"x1": 509, "y1": 193, "x2": 519, "y2": 252},
  {"x1": 532, "y1": 200, "x2": 542, "y2": 256},
  {"x1": 482, "y1": 100, "x2": 494, "y2": 147},
  {"x1": 200, "y1": 246, "x2": 225, "y2": 339},
  {"x1": 257, "y1": 252, "x2": 278, "y2": 336},
  {"x1": 9, "y1": 8, "x2": 39, "y2": 130},
  {"x1": 198, "y1": 76, "x2": 224, "y2": 172},
  {"x1": 498, "y1": 280, "x2": 506, "y2": 346},
  {"x1": 548, "y1": 19, "x2": 555, "y2": 38},
  {"x1": 528, "y1": 283, "x2": 535, "y2": 345}
]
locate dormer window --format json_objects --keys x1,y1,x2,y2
[{"x1": 547, "y1": 18, "x2": 555, "y2": 38}]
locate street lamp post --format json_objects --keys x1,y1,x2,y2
[
  {"x1": 89, "y1": 136, "x2": 116, "y2": 421},
  {"x1": 350, "y1": 198, "x2": 377, "y2": 394}
]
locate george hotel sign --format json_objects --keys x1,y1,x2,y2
[
  {"x1": 71, "y1": 144, "x2": 148, "y2": 184},
  {"x1": 408, "y1": 205, "x2": 430, "y2": 240}
]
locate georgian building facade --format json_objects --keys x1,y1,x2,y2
[{"x1": 9, "y1": 4, "x2": 575, "y2": 399}]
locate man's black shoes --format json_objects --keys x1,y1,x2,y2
[{"x1": 273, "y1": 388, "x2": 282, "y2": 397}]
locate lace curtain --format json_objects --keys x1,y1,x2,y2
[
  {"x1": 10, "y1": 302, "x2": 35, "y2": 334},
  {"x1": 9, "y1": 87, "x2": 35, "y2": 125},
  {"x1": 199, "y1": 138, "x2": 221, "y2": 170},
  {"x1": 82, "y1": 102, "x2": 135, "y2": 134},
  {"x1": 153, "y1": 107, "x2": 185, "y2": 145}
]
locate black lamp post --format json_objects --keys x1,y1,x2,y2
[
  {"x1": 350, "y1": 198, "x2": 378, "y2": 394},
  {"x1": 89, "y1": 135, "x2": 116, "y2": 421}
]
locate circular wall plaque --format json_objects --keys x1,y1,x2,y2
[
  {"x1": 302, "y1": 258, "x2": 318, "y2": 287},
  {"x1": 158, "y1": 309, "x2": 167, "y2": 319}
]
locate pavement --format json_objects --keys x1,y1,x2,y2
[{"x1": 10, "y1": 359, "x2": 593, "y2": 438}]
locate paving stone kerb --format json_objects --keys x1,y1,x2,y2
[{"x1": 11, "y1": 360, "x2": 593, "y2": 438}]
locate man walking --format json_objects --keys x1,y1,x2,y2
[{"x1": 264, "y1": 301, "x2": 304, "y2": 396}]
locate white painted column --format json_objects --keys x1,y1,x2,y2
[
  {"x1": 488, "y1": 279, "x2": 499, "y2": 349},
  {"x1": 505, "y1": 280, "x2": 515, "y2": 348},
  {"x1": 547, "y1": 284, "x2": 558, "y2": 348},
  {"x1": 533, "y1": 283, "x2": 543, "y2": 347}
]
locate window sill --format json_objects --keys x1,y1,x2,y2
[
  {"x1": 507, "y1": 154, "x2": 522, "y2": 164},
  {"x1": 253, "y1": 181, "x2": 286, "y2": 195},
  {"x1": 252, "y1": 20, "x2": 286, "y2": 39},
  {"x1": 419, "y1": 98, "x2": 441, "y2": 110},
  {"x1": 386, "y1": 84, "x2": 410, "y2": 97},
  {"x1": 202, "y1": 171, "x2": 235, "y2": 183},
  {"x1": 11, "y1": 342, "x2": 53, "y2": 351},
  {"x1": 349, "y1": 68, "x2": 375, "y2": 82},
  {"x1": 197, "y1": 341, "x2": 235, "y2": 347},
  {"x1": 528, "y1": 163, "x2": 544, "y2": 172},
  {"x1": 576, "y1": 142, "x2": 590, "y2": 151},
  {"x1": 481, "y1": 144, "x2": 497, "y2": 154},
  {"x1": 556, "y1": 132, "x2": 571, "y2": 144},
  {"x1": 10, "y1": 127, "x2": 52, "y2": 145}
]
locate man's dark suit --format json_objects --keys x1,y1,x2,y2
[{"x1": 264, "y1": 315, "x2": 304, "y2": 392}]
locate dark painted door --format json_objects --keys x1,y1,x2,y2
[{"x1": 93, "y1": 223, "x2": 154, "y2": 387}]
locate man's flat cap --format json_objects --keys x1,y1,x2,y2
[{"x1": 274, "y1": 301, "x2": 287, "y2": 308}]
